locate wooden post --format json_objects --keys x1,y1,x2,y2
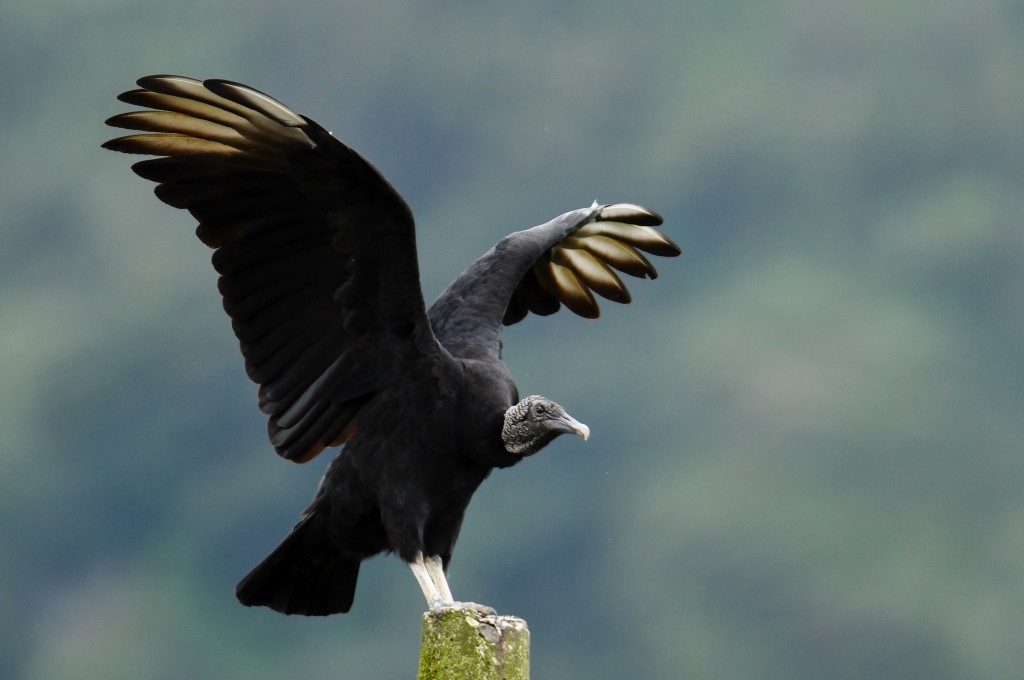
[{"x1": 417, "y1": 606, "x2": 530, "y2": 680}]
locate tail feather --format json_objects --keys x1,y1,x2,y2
[{"x1": 236, "y1": 513, "x2": 359, "y2": 616}]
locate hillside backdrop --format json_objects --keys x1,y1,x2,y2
[{"x1": 2, "y1": 1, "x2": 1022, "y2": 678}]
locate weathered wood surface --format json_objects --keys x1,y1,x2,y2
[{"x1": 418, "y1": 606, "x2": 529, "y2": 680}]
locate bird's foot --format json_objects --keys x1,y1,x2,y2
[{"x1": 431, "y1": 600, "x2": 497, "y2": 617}]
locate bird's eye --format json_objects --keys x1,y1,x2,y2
[{"x1": 534, "y1": 404, "x2": 546, "y2": 416}]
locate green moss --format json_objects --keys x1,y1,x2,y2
[{"x1": 418, "y1": 608, "x2": 530, "y2": 680}]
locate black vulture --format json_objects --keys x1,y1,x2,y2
[{"x1": 103, "y1": 76, "x2": 681, "y2": 616}]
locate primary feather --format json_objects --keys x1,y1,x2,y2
[{"x1": 104, "y1": 75, "x2": 681, "y2": 615}]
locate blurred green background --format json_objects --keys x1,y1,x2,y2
[{"x1": 2, "y1": 0, "x2": 1022, "y2": 678}]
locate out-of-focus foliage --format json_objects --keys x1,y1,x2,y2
[{"x1": 2, "y1": 0, "x2": 1022, "y2": 678}]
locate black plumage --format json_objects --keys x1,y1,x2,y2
[{"x1": 103, "y1": 75, "x2": 681, "y2": 616}]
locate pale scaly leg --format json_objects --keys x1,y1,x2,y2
[
  {"x1": 424, "y1": 554, "x2": 495, "y2": 616},
  {"x1": 409, "y1": 552, "x2": 444, "y2": 609},
  {"x1": 424, "y1": 555, "x2": 454, "y2": 603}
]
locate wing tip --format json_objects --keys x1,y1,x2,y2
[
  {"x1": 204, "y1": 78, "x2": 307, "y2": 127},
  {"x1": 598, "y1": 203, "x2": 664, "y2": 226}
]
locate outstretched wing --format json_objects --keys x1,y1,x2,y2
[
  {"x1": 104, "y1": 75, "x2": 448, "y2": 463},
  {"x1": 428, "y1": 203, "x2": 680, "y2": 358}
]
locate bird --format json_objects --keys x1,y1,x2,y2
[{"x1": 103, "y1": 75, "x2": 681, "y2": 616}]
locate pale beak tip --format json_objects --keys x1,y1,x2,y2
[{"x1": 576, "y1": 423, "x2": 591, "y2": 442}]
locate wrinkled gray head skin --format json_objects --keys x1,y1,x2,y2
[{"x1": 502, "y1": 395, "x2": 590, "y2": 456}]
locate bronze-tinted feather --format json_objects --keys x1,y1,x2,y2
[{"x1": 497, "y1": 208, "x2": 679, "y2": 324}]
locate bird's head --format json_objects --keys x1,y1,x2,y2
[{"x1": 501, "y1": 395, "x2": 590, "y2": 456}]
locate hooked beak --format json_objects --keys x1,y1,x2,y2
[{"x1": 560, "y1": 413, "x2": 590, "y2": 442}]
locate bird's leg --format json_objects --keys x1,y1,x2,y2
[
  {"x1": 423, "y1": 554, "x2": 496, "y2": 616},
  {"x1": 411, "y1": 552, "x2": 497, "y2": 616},
  {"x1": 424, "y1": 555, "x2": 454, "y2": 603},
  {"x1": 409, "y1": 552, "x2": 445, "y2": 609}
]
